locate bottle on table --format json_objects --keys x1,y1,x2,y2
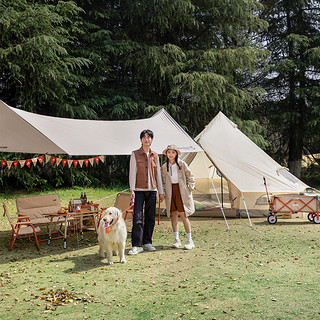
[
  {"x1": 68, "y1": 200, "x2": 73, "y2": 212},
  {"x1": 80, "y1": 192, "x2": 84, "y2": 205}
]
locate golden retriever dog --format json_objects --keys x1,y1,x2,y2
[{"x1": 98, "y1": 207, "x2": 127, "y2": 265}]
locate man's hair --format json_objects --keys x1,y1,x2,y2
[{"x1": 140, "y1": 129, "x2": 154, "y2": 139}]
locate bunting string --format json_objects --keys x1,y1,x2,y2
[{"x1": 0, "y1": 155, "x2": 105, "y2": 170}]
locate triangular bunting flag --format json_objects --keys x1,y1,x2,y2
[
  {"x1": 38, "y1": 156, "x2": 44, "y2": 165},
  {"x1": 19, "y1": 160, "x2": 25, "y2": 168},
  {"x1": 89, "y1": 158, "x2": 94, "y2": 166},
  {"x1": 99, "y1": 155, "x2": 105, "y2": 163},
  {"x1": 94, "y1": 156, "x2": 100, "y2": 165},
  {"x1": 56, "y1": 158, "x2": 62, "y2": 166},
  {"x1": 13, "y1": 160, "x2": 19, "y2": 169},
  {"x1": 45, "y1": 154, "x2": 51, "y2": 163},
  {"x1": 79, "y1": 160, "x2": 84, "y2": 168},
  {"x1": 51, "y1": 156, "x2": 57, "y2": 165},
  {"x1": 7, "y1": 161, "x2": 13, "y2": 169},
  {"x1": 32, "y1": 158, "x2": 38, "y2": 166},
  {"x1": 25, "y1": 159, "x2": 31, "y2": 168},
  {"x1": 62, "y1": 159, "x2": 68, "y2": 167},
  {"x1": 1, "y1": 160, "x2": 7, "y2": 168},
  {"x1": 68, "y1": 160, "x2": 73, "y2": 168},
  {"x1": 73, "y1": 160, "x2": 79, "y2": 168},
  {"x1": 84, "y1": 159, "x2": 89, "y2": 167}
]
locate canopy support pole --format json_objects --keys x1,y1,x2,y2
[
  {"x1": 241, "y1": 191, "x2": 252, "y2": 228},
  {"x1": 200, "y1": 152, "x2": 230, "y2": 231},
  {"x1": 220, "y1": 173, "x2": 223, "y2": 208},
  {"x1": 68, "y1": 157, "x2": 87, "y2": 314}
]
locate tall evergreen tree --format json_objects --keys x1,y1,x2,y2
[
  {"x1": 75, "y1": 0, "x2": 269, "y2": 139},
  {"x1": 0, "y1": 0, "x2": 90, "y2": 117},
  {"x1": 0, "y1": 0, "x2": 272, "y2": 190},
  {"x1": 259, "y1": 0, "x2": 320, "y2": 178}
]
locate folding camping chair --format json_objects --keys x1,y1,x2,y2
[
  {"x1": 114, "y1": 192, "x2": 134, "y2": 221},
  {"x1": 15, "y1": 194, "x2": 76, "y2": 242},
  {"x1": 3, "y1": 203, "x2": 41, "y2": 251}
]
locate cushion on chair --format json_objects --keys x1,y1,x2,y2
[{"x1": 16, "y1": 194, "x2": 62, "y2": 219}]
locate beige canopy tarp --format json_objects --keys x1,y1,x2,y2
[{"x1": 0, "y1": 100, "x2": 202, "y2": 155}]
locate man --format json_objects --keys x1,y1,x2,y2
[{"x1": 128, "y1": 129, "x2": 164, "y2": 255}]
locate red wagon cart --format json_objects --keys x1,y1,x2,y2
[{"x1": 263, "y1": 178, "x2": 320, "y2": 224}]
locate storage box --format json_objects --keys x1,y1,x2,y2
[{"x1": 282, "y1": 212, "x2": 304, "y2": 219}]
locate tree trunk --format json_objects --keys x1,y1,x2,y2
[
  {"x1": 286, "y1": 7, "x2": 306, "y2": 180},
  {"x1": 288, "y1": 159, "x2": 301, "y2": 178},
  {"x1": 288, "y1": 110, "x2": 304, "y2": 179}
]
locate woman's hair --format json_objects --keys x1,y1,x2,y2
[
  {"x1": 166, "y1": 152, "x2": 181, "y2": 171},
  {"x1": 140, "y1": 129, "x2": 154, "y2": 139}
]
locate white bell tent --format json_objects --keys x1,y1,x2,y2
[{"x1": 183, "y1": 112, "x2": 308, "y2": 219}]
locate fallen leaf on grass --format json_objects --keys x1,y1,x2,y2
[{"x1": 39, "y1": 289, "x2": 82, "y2": 311}]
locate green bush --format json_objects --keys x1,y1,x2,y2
[{"x1": 0, "y1": 153, "x2": 130, "y2": 191}]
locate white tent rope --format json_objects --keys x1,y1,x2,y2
[
  {"x1": 200, "y1": 152, "x2": 230, "y2": 231},
  {"x1": 240, "y1": 191, "x2": 252, "y2": 228}
]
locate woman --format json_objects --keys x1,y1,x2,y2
[{"x1": 161, "y1": 145, "x2": 195, "y2": 249}]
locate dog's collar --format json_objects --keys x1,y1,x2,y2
[
  {"x1": 105, "y1": 226, "x2": 113, "y2": 233},
  {"x1": 103, "y1": 215, "x2": 120, "y2": 233}
]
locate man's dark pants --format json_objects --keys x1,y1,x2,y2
[{"x1": 131, "y1": 191, "x2": 157, "y2": 247}]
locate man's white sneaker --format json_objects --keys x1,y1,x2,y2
[
  {"x1": 172, "y1": 239, "x2": 181, "y2": 248},
  {"x1": 184, "y1": 240, "x2": 195, "y2": 250},
  {"x1": 128, "y1": 246, "x2": 143, "y2": 255},
  {"x1": 143, "y1": 243, "x2": 156, "y2": 251}
]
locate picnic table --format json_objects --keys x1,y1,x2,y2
[{"x1": 45, "y1": 206, "x2": 100, "y2": 248}]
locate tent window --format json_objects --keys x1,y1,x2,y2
[
  {"x1": 255, "y1": 194, "x2": 268, "y2": 205},
  {"x1": 277, "y1": 168, "x2": 299, "y2": 184}
]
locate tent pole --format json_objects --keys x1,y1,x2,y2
[
  {"x1": 240, "y1": 191, "x2": 252, "y2": 228},
  {"x1": 68, "y1": 157, "x2": 87, "y2": 314},
  {"x1": 221, "y1": 174, "x2": 223, "y2": 208},
  {"x1": 200, "y1": 152, "x2": 230, "y2": 231}
]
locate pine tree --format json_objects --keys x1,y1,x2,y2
[
  {"x1": 259, "y1": 0, "x2": 320, "y2": 177},
  {"x1": 0, "y1": 0, "x2": 90, "y2": 116},
  {"x1": 75, "y1": 0, "x2": 269, "y2": 140}
]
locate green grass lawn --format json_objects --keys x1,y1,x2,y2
[{"x1": 0, "y1": 188, "x2": 320, "y2": 319}]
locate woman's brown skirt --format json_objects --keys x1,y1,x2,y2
[{"x1": 170, "y1": 183, "x2": 184, "y2": 212}]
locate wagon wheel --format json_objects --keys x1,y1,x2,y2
[
  {"x1": 267, "y1": 215, "x2": 277, "y2": 224},
  {"x1": 308, "y1": 213, "x2": 315, "y2": 222},
  {"x1": 313, "y1": 215, "x2": 320, "y2": 224}
]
